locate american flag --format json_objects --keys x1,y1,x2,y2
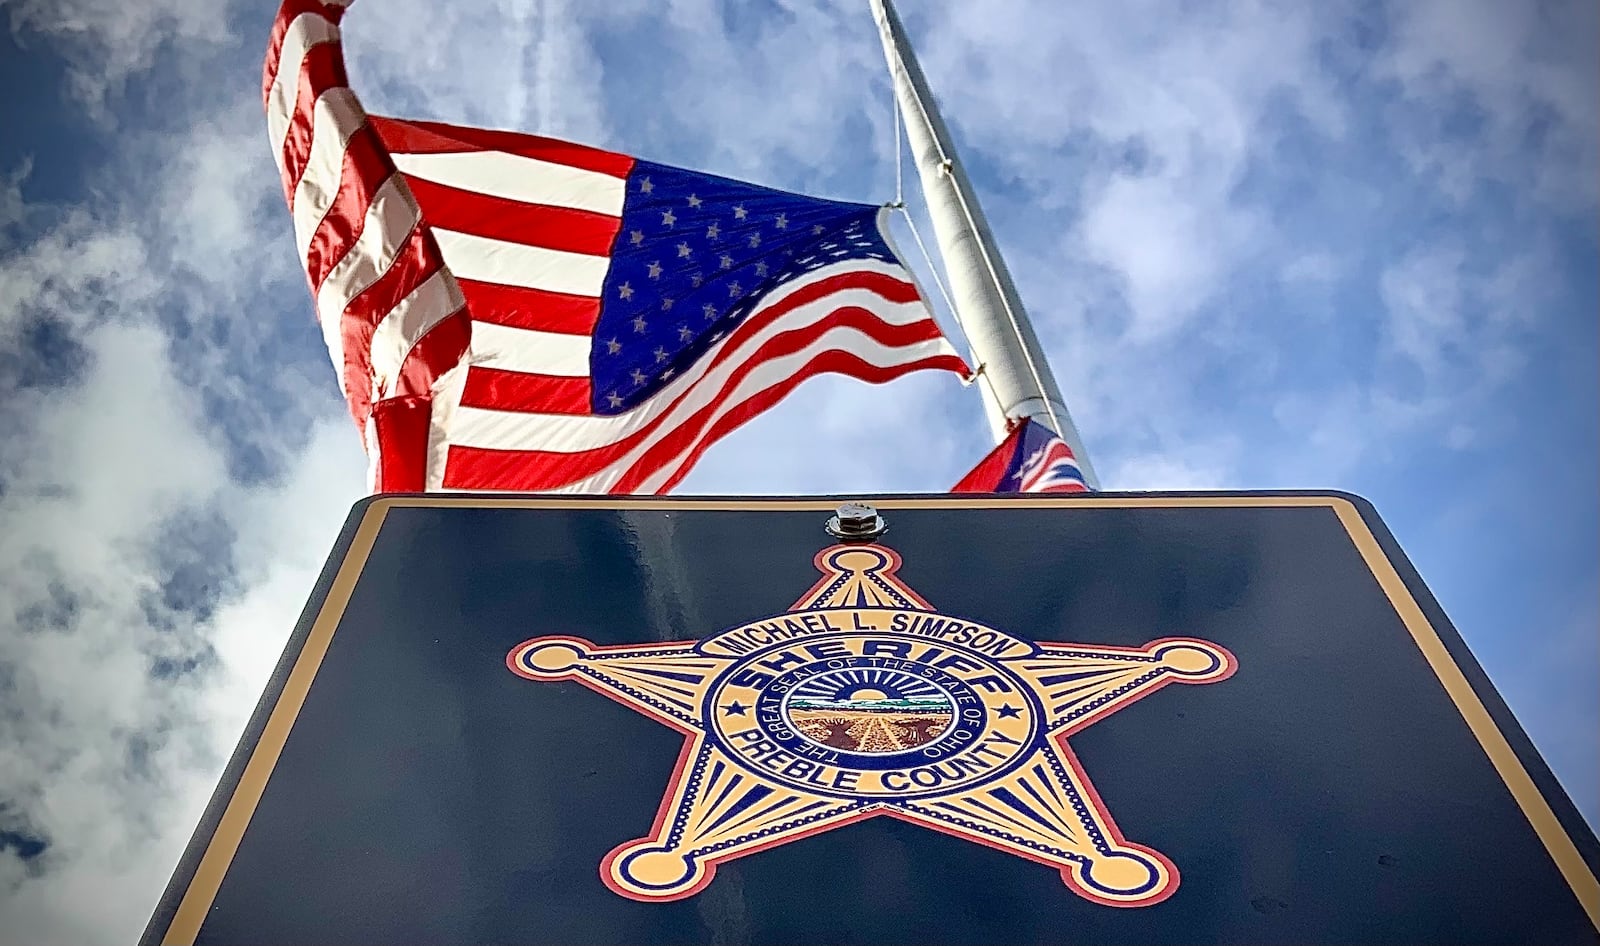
[
  {"x1": 950, "y1": 418, "x2": 1091, "y2": 494},
  {"x1": 264, "y1": 0, "x2": 968, "y2": 493}
]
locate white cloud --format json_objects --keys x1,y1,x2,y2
[
  {"x1": 340, "y1": 0, "x2": 610, "y2": 143},
  {"x1": 0, "y1": 321, "x2": 222, "y2": 941},
  {"x1": 1379, "y1": 244, "x2": 1544, "y2": 404},
  {"x1": 2, "y1": 0, "x2": 233, "y2": 117},
  {"x1": 0, "y1": 159, "x2": 28, "y2": 229},
  {"x1": 1280, "y1": 250, "x2": 1340, "y2": 287},
  {"x1": 1254, "y1": 237, "x2": 1556, "y2": 484},
  {"x1": 152, "y1": 100, "x2": 287, "y2": 291},
  {"x1": 1379, "y1": 0, "x2": 1599, "y2": 206},
  {"x1": 0, "y1": 212, "x2": 154, "y2": 341},
  {"x1": 0, "y1": 7, "x2": 365, "y2": 942},
  {"x1": 0, "y1": 384, "x2": 361, "y2": 944},
  {"x1": 1079, "y1": 174, "x2": 1265, "y2": 339},
  {"x1": 0, "y1": 215, "x2": 365, "y2": 941},
  {"x1": 908, "y1": 0, "x2": 1346, "y2": 338},
  {"x1": 1380, "y1": 247, "x2": 1472, "y2": 378},
  {"x1": 1109, "y1": 449, "x2": 1238, "y2": 491}
]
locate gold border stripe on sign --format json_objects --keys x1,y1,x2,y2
[
  {"x1": 162, "y1": 504, "x2": 391, "y2": 944},
  {"x1": 1329, "y1": 499, "x2": 1600, "y2": 928}
]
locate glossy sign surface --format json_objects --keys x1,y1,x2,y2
[{"x1": 144, "y1": 494, "x2": 1600, "y2": 945}]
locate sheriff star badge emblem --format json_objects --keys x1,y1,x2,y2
[{"x1": 507, "y1": 544, "x2": 1235, "y2": 906}]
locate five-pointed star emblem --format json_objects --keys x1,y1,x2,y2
[{"x1": 509, "y1": 545, "x2": 1234, "y2": 905}]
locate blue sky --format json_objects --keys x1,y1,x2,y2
[{"x1": 0, "y1": 0, "x2": 1594, "y2": 941}]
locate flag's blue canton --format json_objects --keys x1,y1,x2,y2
[{"x1": 592, "y1": 160, "x2": 897, "y2": 414}]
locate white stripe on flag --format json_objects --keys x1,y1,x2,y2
[
  {"x1": 369, "y1": 269, "x2": 467, "y2": 396},
  {"x1": 469, "y1": 321, "x2": 593, "y2": 377},
  {"x1": 432, "y1": 228, "x2": 611, "y2": 297},
  {"x1": 265, "y1": 13, "x2": 341, "y2": 170},
  {"x1": 291, "y1": 86, "x2": 364, "y2": 258},
  {"x1": 391, "y1": 150, "x2": 627, "y2": 216},
  {"x1": 313, "y1": 176, "x2": 423, "y2": 389}
]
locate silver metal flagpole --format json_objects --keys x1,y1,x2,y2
[{"x1": 869, "y1": 0, "x2": 1100, "y2": 488}]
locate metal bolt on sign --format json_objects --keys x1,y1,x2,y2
[{"x1": 826, "y1": 502, "x2": 887, "y2": 542}]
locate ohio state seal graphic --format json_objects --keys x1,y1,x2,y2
[{"x1": 507, "y1": 545, "x2": 1236, "y2": 906}]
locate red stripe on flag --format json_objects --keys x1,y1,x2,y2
[
  {"x1": 369, "y1": 115, "x2": 635, "y2": 179},
  {"x1": 457, "y1": 280, "x2": 600, "y2": 335},
  {"x1": 1043, "y1": 482, "x2": 1090, "y2": 494},
  {"x1": 394, "y1": 307, "x2": 470, "y2": 401},
  {"x1": 460, "y1": 368, "x2": 592, "y2": 414},
  {"x1": 651, "y1": 351, "x2": 970, "y2": 494},
  {"x1": 670, "y1": 270, "x2": 922, "y2": 395},
  {"x1": 613, "y1": 317, "x2": 950, "y2": 492},
  {"x1": 280, "y1": 40, "x2": 348, "y2": 205},
  {"x1": 446, "y1": 342, "x2": 966, "y2": 494},
  {"x1": 370, "y1": 394, "x2": 431, "y2": 493},
  {"x1": 404, "y1": 175, "x2": 621, "y2": 257},
  {"x1": 951, "y1": 423, "x2": 1024, "y2": 492},
  {"x1": 305, "y1": 125, "x2": 393, "y2": 293},
  {"x1": 336, "y1": 216, "x2": 441, "y2": 424},
  {"x1": 262, "y1": 0, "x2": 343, "y2": 104}
]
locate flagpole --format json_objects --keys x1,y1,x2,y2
[{"x1": 869, "y1": 0, "x2": 1100, "y2": 489}]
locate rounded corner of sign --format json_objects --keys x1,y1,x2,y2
[
  {"x1": 354, "y1": 494, "x2": 406, "y2": 516},
  {"x1": 1311, "y1": 489, "x2": 1379, "y2": 517}
]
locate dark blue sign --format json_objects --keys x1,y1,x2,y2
[{"x1": 143, "y1": 494, "x2": 1600, "y2": 945}]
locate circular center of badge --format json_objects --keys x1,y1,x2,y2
[
  {"x1": 768, "y1": 664, "x2": 983, "y2": 765},
  {"x1": 704, "y1": 611, "x2": 1041, "y2": 800},
  {"x1": 783, "y1": 667, "x2": 959, "y2": 754}
]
